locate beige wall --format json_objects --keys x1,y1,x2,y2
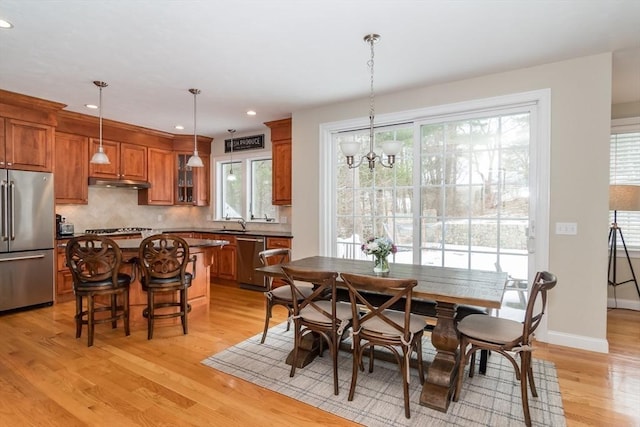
[{"x1": 291, "y1": 53, "x2": 613, "y2": 352}]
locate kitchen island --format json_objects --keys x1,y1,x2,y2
[
  {"x1": 57, "y1": 236, "x2": 227, "y2": 328},
  {"x1": 113, "y1": 237, "x2": 227, "y2": 328}
]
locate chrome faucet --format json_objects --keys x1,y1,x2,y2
[{"x1": 238, "y1": 218, "x2": 247, "y2": 231}]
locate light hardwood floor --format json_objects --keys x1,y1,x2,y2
[{"x1": 0, "y1": 283, "x2": 638, "y2": 426}]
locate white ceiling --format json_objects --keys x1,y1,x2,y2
[{"x1": 1, "y1": 0, "x2": 639, "y2": 141}]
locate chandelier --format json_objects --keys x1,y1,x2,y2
[
  {"x1": 186, "y1": 88, "x2": 204, "y2": 168},
  {"x1": 339, "y1": 34, "x2": 401, "y2": 171},
  {"x1": 227, "y1": 129, "x2": 237, "y2": 181},
  {"x1": 90, "y1": 81, "x2": 110, "y2": 164}
]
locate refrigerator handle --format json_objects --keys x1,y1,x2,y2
[
  {"x1": 9, "y1": 180, "x2": 15, "y2": 241},
  {"x1": 1, "y1": 180, "x2": 8, "y2": 241}
]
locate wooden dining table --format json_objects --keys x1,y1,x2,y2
[{"x1": 256, "y1": 255, "x2": 508, "y2": 413}]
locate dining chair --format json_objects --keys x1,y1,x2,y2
[
  {"x1": 495, "y1": 262, "x2": 529, "y2": 312},
  {"x1": 281, "y1": 266, "x2": 353, "y2": 395},
  {"x1": 137, "y1": 234, "x2": 196, "y2": 339},
  {"x1": 453, "y1": 271, "x2": 558, "y2": 427},
  {"x1": 258, "y1": 248, "x2": 314, "y2": 344},
  {"x1": 340, "y1": 273, "x2": 426, "y2": 419},
  {"x1": 65, "y1": 235, "x2": 131, "y2": 347}
]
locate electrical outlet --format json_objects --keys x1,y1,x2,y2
[
  {"x1": 281, "y1": 216, "x2": 287, "y2": 224},
  {"x1": 157, "y1": 214, "x2": 163, "y2": 222}
]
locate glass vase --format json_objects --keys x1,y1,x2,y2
[{"x1": 373, "y1": 255, "x2": 390, "y2": 274}]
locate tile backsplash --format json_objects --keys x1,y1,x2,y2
[{"x1": 56, "y1": 187, "x2": 292, "y2": 234}]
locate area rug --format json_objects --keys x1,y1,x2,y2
[{"x1": 201, "y1": 323, "x2": 565, "y2": 426}]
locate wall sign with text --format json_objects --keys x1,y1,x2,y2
[{"x1": 224, "y1": 134, "x2": 265, "y2": 152}]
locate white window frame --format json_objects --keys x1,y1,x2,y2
[
  {"x1": 319, "y1": 90, "x2": 550, "y2": 276},
  {"x1": 214, "y1": 152, "x2": 277, "y2": 222},
  {"x1": 610, "y1": 117, "x2": 640, "y2": 255}
]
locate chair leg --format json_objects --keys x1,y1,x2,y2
[
  {"x1": 181, "y1": 288, "x2": 188, "y2": 335},
  {"x1": 469, "y1": 349, "x2": 476, "y2": 378},
  {"x1": 87, "y1": 294, "x2": 94, "y2": 347},
  {"x1": 290, "y1": 322, "x2": 300, "y2": 378},
  {"x1": 520, "y1": 351, "x2": 533, "y2": 427},
  {"x1": 348, "y1": 340, "x2": 360, "y2": 401},
  {"x1": 368, "y1": 345, "x2": 375, "y2": 373},
  {"x1": 110, "y1": 294, "x2": 118, "y2": 329},
  {"x1": 75, "y1": 295, "x2": 83, "y2": 339},
  {"x1": 415, "y1": 338, "x2": 425, "y2": 384},
  {"x1": 260, "y1": 299, "x2": 272, "y2": 344},
  {"x1": 527, "y1": 355, "x2": 538, "y2": 397},
  {"x1": 402, "y1": 349, "x2": 411, "y2": 418},
  {"x1": 147, "y1": 291, "x2": 154, "y2": 340},
  {"x1": 123, "y1": 290, "x2": 130, "y2": 337},
  {"x1": 479, "y1": 349, "x2": 488, "y2": 374},
  {"x1": 331, "y1": 335, "x2": 339, "y2": 395}
]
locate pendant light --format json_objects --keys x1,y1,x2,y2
[
  {"x1": 339, "y1": 34, "x2": 401, "y2": 171},
  {"x1": 186, "y1": 88, "x2": 204, "y2": 168},
  {"x1": 227, "y1": 129, "x2": 237, "y2": 181},
  {"x1": 90, "y1": 81, "x2": 110, "y2": 164}
]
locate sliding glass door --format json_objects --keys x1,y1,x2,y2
[{"x1": 332, "y1": 108, "x2": 535, "y2": 285}]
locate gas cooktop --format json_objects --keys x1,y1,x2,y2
[{"x1": 85, "y1": 227, "x2": 152, "y2": 235}]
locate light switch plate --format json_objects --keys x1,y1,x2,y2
[{"x1": 555, "y1": 222, "x2": 577, "y2": 235}]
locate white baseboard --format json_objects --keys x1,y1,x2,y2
[
  {"x1": 607, "y1": 297, "x2": 640, "y2": 311},
  {"x1": 542, "y1": 330, "x2": 609, "y2": 354}
]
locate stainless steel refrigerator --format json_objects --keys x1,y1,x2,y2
[{"x1": 1, "y1": 170, "x2": 55, "y2": 312}]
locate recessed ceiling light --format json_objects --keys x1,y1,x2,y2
[
  {"x1": 246, "y1": 110, "x2": 256, "y2": 116},
  {"x1": 175, "y1": 125, "x2": 184, "y2": 130},
  {"x1": 85, "y1": 104, "x2": 98, "y2": 109},
  {"x1": 0, "y1": 19, "x2": 13, "y2": 29}
]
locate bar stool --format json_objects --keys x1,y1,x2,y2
[
  {"x1": 137, "y1": 234, "x2": 196, "y2": 339},
  {"x1": 65, "y1": 235, "x2": 131, "y2": 347}
]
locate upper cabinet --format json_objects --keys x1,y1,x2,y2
[
  {"x1": 175, "y1": 152, "x2": 210, "y2": 206},
  {"x1": 265, "y1": 118, "x2": 292, "y2": 205},
  {"x1": 139, "y1": 147, "x2": 174, "y2": 206},
  {"x1": 55, "y1": 132, "x2": 88, "y2": 204},
  {"x1": 88, "y1": 139, "x2": 147, "y2": 181},
  {"x1": 173, "y1": 135, "x2": 212, "y2": 207},
  {"x1": 0, "y1": 90, "x2": 63, "y2": 172}
]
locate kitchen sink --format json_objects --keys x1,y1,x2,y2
[{"x1": 211, "y1": 229, "x2": 248, "y2": 234}]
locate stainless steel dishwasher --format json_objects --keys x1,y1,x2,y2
[{"x1": 236, "y1": 236, "x2": 267, "y2": 290}]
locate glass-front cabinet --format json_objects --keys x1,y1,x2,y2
[
  {"x1": 176, "y1": 153, "x2": 209, "y2": 206},
  {"x1": 176, "y1": 154, "x2": 194, "y2": 204}
]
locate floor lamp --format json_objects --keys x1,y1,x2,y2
[{"x1": 608, "y1": 185, "x2": 640, "y2": 306}]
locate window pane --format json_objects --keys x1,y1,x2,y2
[
  {"x1": 610, "y1": 130, "x2": 640, "y2": 248},
  {"x1": 251, "y1": 159, "x2": 275, "y2": 219},
  {"x1": 334, "y1": 110, "x2": 531, "y2": 274},
  {"x1": 221, "y1": 162, "x2": 242, "y2": 218}
]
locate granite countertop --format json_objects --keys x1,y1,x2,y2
[
  {"x1": 112, "y1": 237, "x2": 229, "y2": 249},
  {"x1": 163, "y1": 228, "x2": 293, "y2": 238},
  {"x1": 56, "y1": 228, "x2": 293, "y2": 242}
]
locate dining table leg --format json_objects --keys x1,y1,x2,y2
[{"x1": 419, "y1": 301, "x2": 459, "y2": 412}]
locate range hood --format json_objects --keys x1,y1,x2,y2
[{"x1": 88, "y1": 177, "x2": 151, "y2": 189}]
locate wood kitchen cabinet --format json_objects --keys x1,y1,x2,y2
[
  {"x1": 201, "y1": 233, "x2": 237, "y2": 281},
  {"x1": 266, "y1": 237, "x2": 292, "y2": 287},
  {"x1": 266, "y1": 237, "x2": 292, "y2": 250},
  {"x1": 55, "y1": 244, "x2": 74, "y2": 303},
  {"x1": 265, "y1": 118, "x2": 292, "y2": 205},
  {"x1": 1, "y1": 118, "x2": 54, "y2": 172},
  {"x1": 89, "y1": 139, "x2": 147, "y2": 181},
  {"x1": 175, "y1": 152, "x2": 209, "y2": 206},
  {"x1": 55, "y1": 132, "x2": 89, "y2": 204},
  {"x1": 139, "y1": 147, "x2": 174, "y2": 205}
]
